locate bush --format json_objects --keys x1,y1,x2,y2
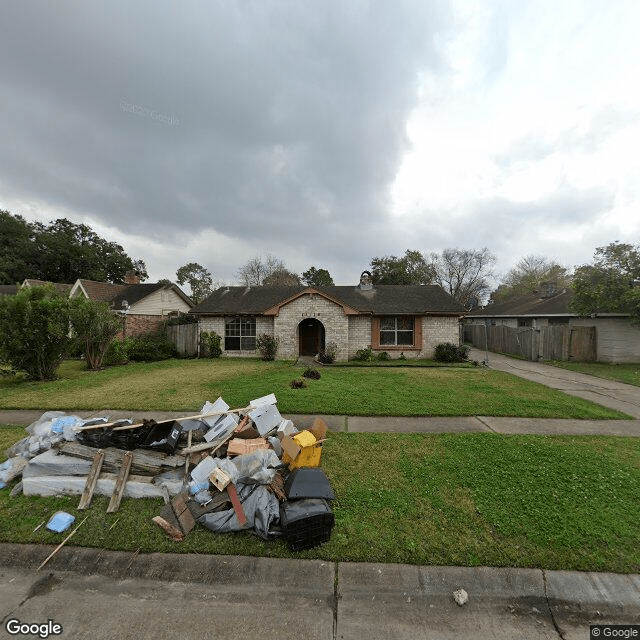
[
  {"x1": 302, "y1": 367, "x2": 321, "y2": 380},
  {"x1": 122, "y1": 333, "x2": 178, "y2": 362},
  {"x1": 165, "y1": 312, "x2": 197, "y2": 326},
  {"x1": 290, "y1": 379, "x2": 306, "y2": 389},
  {"x1": 200, "y1": 331, "x2": 222, "y2": 358},
  {"x1": 103, "y1": 338, "x2": 129, "y2": 366},
  {"x1": 317, "y1": 341, "x2": 337, "y2": 364},
  {"x1": 399, "y1": 352, "x2": 407, "y2": 360},
  {"x1": 377, "y1": 351, "x2": 391, "y2": 361},
  {"x1": 69, "y1": 297, "x2": 122, "y2": 370},
  {"x1": 256, "y1": 333, "x2": 279, "y2": 361},
  {"x1": 0, "y1": 285, "x2": 75, "y2": 380},
  {"x1": 433, "y1": 342, "x2": 470, "y2": 363},
  {"x1": 353, "y1": 346, "x2": 375, "y2": 362}
]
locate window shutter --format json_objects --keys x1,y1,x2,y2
[
  {"x1": 371, "y1": 317, "x2": 380, "y2": 349},
  {"x1": 414, "y1": 316, "x2": 422, "y2": 349}
]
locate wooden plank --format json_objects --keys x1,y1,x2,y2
[
  {"x1": 227, "y1": 483, "x2": 247, "y2": 527},
  {"x1": 55, "y1": 442, "x2": 184, "y2": 474},
  {"x1": 106, "y1": 451, "x2": 133, "y2": 513},
  {"x1": 171, "y1": 492, "x2": 195, "y2": 535},
  {"x1": 78, "y1": 450, "x2": 104, "y2": 510}
]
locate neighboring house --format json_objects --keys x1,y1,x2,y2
[
  {"x1": 190, "y1": 272, "x2": 465, "y2": 360},
  {"x1": 68, "y1": 272, "x2": 193, "y2": 337},
  {"x1": 464, "y1": 283, "x2": 640, "y2": 363}
]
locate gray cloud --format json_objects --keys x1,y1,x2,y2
[{"x1": 0, "y1": 0, "x2": 447, "y2": 280}]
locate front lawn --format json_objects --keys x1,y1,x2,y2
[
  {"x1": 1, "y1": 427, "x2": 638, "y2": 573},
  {"x1": 0, "y1": 358, "x2": 629, "y2": 418},
  {"x1": 551, "y1": 361, "x2": 640, "y2": 387}
]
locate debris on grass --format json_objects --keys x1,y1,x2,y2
[{"x1": 1, "y1": 395, "x2": 335, "y2": 551}]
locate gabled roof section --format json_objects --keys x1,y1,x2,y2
[
  {"x1": 190, "y1": 285, "x2": 465, "y2": 315},
  {"x1": 469, "y1": 289, "x2": 574, "y2": 317},
  {"x1": 22, "y1": 279, "x2": 73, "y2": 294},
  {"x1": 110, "y1": 283, "x2": 193, "y2": 308},
  {"x1": 72, "y1": 279, "x2": 126, "y2": 302},
  {"x1": 262, "y1": 287, "x2": 360, "y2": 316}
]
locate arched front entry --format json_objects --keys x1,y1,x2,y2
[{"x1": 298, "y1": 318, "x2": 325, "y2": 356}]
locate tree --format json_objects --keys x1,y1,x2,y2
[
  {"x1": 176, "y1": 262, "x2": 214, "y2": 303},
  {"x1": 0, "y1": 211, "x2": 148, "y2": 284},
  {"x1": 237, "y1": 255, "x2": 290, "y2": 286},
  {"x1": 431, "y1": 248, "x2": 496, "y2": 307},
  {"x1": 0, "y1": 285, "x2": 75, "y2": 380},
  {"x1": 263, "y1": 268, "x2": 301, "y2": 286},
  {"x1": 490, "y1": 255, "x2": 570, "y2": 303},
  {"x1": 0, "y1": 210, "x2": 37, "y2": 284},
  {"x1": 69, "y1": 297, "x2": 123, "y2": 370},
  {"x1": 570, "y1": 242, "x2": 640, "y2": 323},
  {"x1": 369, "y1": 250, "x2": 435, "y2": 285},
  {"x1": 301, "y1": 266, "x2": 334, "y2": 287}
]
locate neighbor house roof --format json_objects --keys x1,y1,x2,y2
[
  {"x1": 73, "y1": 279, "x2": 127, "y2": 302},
  {"x1": 0, "y1": 285, "x2": 19, "y2": 296},
  {"x1": 190, "y1": 285, "x2": 465, "y2": 316},
  {"x1": 110, "y1": 283, "x2": 193, "y2": 308},
  {"x1": 22, "y1": 279, "x2": 73, "y2": 294},
  {"x1": 468, "y1": 289, "x2": 575, "y2": 317}
]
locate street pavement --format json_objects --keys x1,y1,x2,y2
[
  {"x1": 1, "y1": 353, "x2": 640, "y2": 637},
  {"x1": 0, "y1": 545, "x2": 638, "y2": 640}
]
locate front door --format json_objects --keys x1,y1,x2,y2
[{"x1": 298, "y1": 318, "x2": 325, "y2": 356}]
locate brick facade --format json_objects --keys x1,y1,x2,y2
[
  {"x1": 196, "y1": 294, "x2": 461, "y2": 360},
  {"x1": 117, "y1": 314, "x2": 164, "y2": 339}
]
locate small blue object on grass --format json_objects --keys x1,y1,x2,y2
[{"x1": 46, "y1": 512, "x2": 75, "y2": 533}]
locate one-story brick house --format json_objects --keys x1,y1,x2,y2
[
  {"x1": 68, "y1": 272, "x2": 193, "y2": 337},
  {"x1": 190, "y1": 274, "x2": 465, "y2": 360}
]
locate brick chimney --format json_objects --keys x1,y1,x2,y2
[{"x1": 124, "y1": 270, "x2": 140, "y2": 285}]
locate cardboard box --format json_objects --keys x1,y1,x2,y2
[{"x1": 281, "y1": 418, "x2": 327, "y2": 469}]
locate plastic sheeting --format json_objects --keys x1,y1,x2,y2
[{"x1": 198, "y1": 483, "x2": 281, "y2": 539}]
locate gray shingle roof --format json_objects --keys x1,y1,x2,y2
[
  {"x1": 190, "y1": 285, "x2": 465, "y2": 315},
  {"x1": 468, "y1": 290, "x2": 574, "y2": 317}
]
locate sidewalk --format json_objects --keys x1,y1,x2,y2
[
  {"x1": 1, "y1": 544, "x2": 638, "y2": 639},
  {"x1": 2, "y1": 410, "x2": 640, "y2": 436}
]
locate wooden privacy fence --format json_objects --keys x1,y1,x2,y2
[
  {"x1": 166, "y1": 323, "x2": 199, "y2": 357},
  {"x1": 463, "y1": 324, "x2": 596, "y2": 362}
]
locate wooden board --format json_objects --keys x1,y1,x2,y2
[
  {"x1": 78, "y1": 450, "x2": 104, "y2": 510},
  {"x1": 106, "y1": 451, "x2": 132, "y2": 513}
]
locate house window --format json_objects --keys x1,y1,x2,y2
[
  {"x1": 379, "y1": 317, "x2": 414, "y2": 346},
  {"x1": 225, "y1": 317, "x2": 256, "y2": 350},
  {"x1": 518, "y1": 318, "x2": 533, "y2": 327},
  {"x1": 548, "y1": 317, "x2": 569, "y2": 325}
]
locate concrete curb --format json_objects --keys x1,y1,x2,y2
[{"x1": 1, "y1": 544, "x2": 638, "y2": 638}]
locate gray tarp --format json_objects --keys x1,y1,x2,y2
[{"x1": 197, "y1": 483, "x2": 281, "y2": 539}]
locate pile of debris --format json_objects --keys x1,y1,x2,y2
[{"x1": 1, "y1": 395, "x2": 335, "y2": 551}]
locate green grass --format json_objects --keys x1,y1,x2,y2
[
  {"x1": 0, "y1": 359, "x2": 629, "y2": 418},
  {"x1": 1, "y1": 426, "x2": 638, "y2": 572},
  {"x1": 551, "y1": 361, "x2": 640, "y2": 387}
]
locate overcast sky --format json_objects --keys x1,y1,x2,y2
[{"x1": 1, "y1": 0, "x2": 638, "y2": 290}]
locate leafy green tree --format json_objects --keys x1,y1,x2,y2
[
  {"x1": 69, "y1": 297, "x2": 123, "y2": 370},
  {"x1": 301, "y1": 266, "x2": 334, "y2": 287},
  {"x1": 0, "y1": 210, "x2": 37, "y2": 284},
  {"x1": 0, "y1": 211, "x2": 148, "y2": 284},
  {"x1": 176, "y1": 262, "x2": 214, "y2": 303},
  {"x1": 369, "y1": 250, "x2": 435, "y2": 285},
  {"x1": 0, "y1": 285, "x2": 75, "y2": 380},
  {"x1": 570, "y1": 242, "x2": 640, "y2": 322}
]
